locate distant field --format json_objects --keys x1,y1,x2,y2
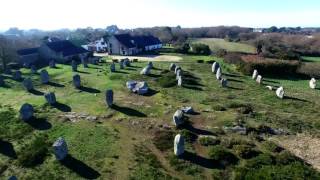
[
  {"x1": 302, "y1": 56, "x2": 320, "y2": 63},
  {"x1": 191, "y1": 38, "x2": 256, "y2": 54}
]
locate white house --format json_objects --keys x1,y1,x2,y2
[{"x1": 82, "y1": 38, "x2": 108, "y2": 52}]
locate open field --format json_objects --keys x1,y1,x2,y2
[
  {"x1": 95, "y1": 54, "x2": 183, "y2": 62},
  {"x1": 190, "y1": 38, "x2": 256, "y2": 54},
  {"x1": 302, "y1": 56, "x2": 320, "y2": 63},
  {"x1": 1, "y1": 53, "x2": 320, "y2": 179}
]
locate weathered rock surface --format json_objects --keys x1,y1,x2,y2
[
  {"x1": 252, "y1": 69, "x2": 258, "y2": 80},
  {"x1": 223, "y1": 126, "x2": 247, "y2": 135},
  {"x1": 170, "y1": 63, "x2": 176, "y2": 71},
  {"x1": 126, "y1": 81, "x2": 149, "y2": 95},
  {"x1": 73, "y1": 74, "x2": 81, "y2": 88},
  {"x1": 181, "y1": 106, "x2": 194, "y2": 114},
  {"x1": 53, "y1": 137, "x2": 68, "y2": 161},
  {"x1": 147, "y1": 61, "x2": 153, "y2": 69},
  {"x1": 310, "y1": 78, "x2": 317, "y2": 89},
  {"x1": 216, "y1": 67, "x2": 222, "y2": 80},
  {"x1": 276, "y1": 86, "x2": 285, "y2": 99},
  {"x1": 19, "y1": 103, "x2": 34, "y2": 121},
  {"x1": 175, "y1": 66, "x2": 181, "y2": 74},
  {"x1": 40, "y1": 69, "x2": 50, "y2": 84},
  {"x1": 177, "y1": 76, "x2": 182, "y2": 87},
  {"x1": 140, "y1": 66, "x2": 151, "y2": 75},
  {"x1": 173, "y1": 110, "x2": 184, "y2": 127},
  {"x1": 105, "y1": 89, "x2": 113, "y2": 107},
  {"x1": 23, "y1": 78, "x2": 34, "y2": 91},
  {"x1": 212, "y1": 62, "x2": 220, "y2": 73},
  {"x1": 256, "y1": 75, "x2": 263, "y2": 84},
  {"x1": 220, "y1": 78, "x2": 228, "y2": 87},
  {"x1": 174, "y1": 134, "x2": 185, "y2": 156},
  {"x1": 45, "y1": 92, "x2": 57, "y2": 105}
]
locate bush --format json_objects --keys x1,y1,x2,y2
[
  {"x1": 208, "y1": 145, "x2": 238, "y2": 165},
  {"x1": 233, "y1": 145, "x2": 260, "y2": 159},
  {"x1": 174, "y1": 43, "x2": 190, "y2": 54},
  {"x1": 190, "y1": 44, "x2": 211, "y2": 55},
  {"x1": 216, "y1": 49, "x2": 227, "y2": 58},
  {"x1": 224, "y1": 53, "x2": 243, "y2": 65},
  {"x1": 199, "y1": 136, "x2": 220, "y2": 146},
  {"x1": 18, "y1": 135, "x2": 49, "y2": 167}
]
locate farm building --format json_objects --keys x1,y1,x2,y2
[
  {"x1": 107, "y1": 34, "x2": 162, "y2": 55},
  {"x1": 17, "y1": 40, "x2": 89, "y2": 66}
]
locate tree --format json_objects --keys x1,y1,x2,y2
[{"x1": 0, "y1": 35, "x2": 16, "y2": 71}]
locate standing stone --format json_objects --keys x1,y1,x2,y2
[
  {"x1": 256, "y1": 75, "x2": 263, "y2": 84},
  {"x1": 23, "y1": 78, "x2": 33, "y2": 91},
  {"x1": 105, "y1": 89, "x2": 113, "y2": 107},
  {"x1": 173, "y1": 110, "x2": 184, "y2": 127},
  {"x1": 110, "y1": 63, "x2": 116, "y2": 72},
  {"x1": 8, "y1": 176, "x2": 18, "y2": 180},
  {"x1": 252, "y1": 69, "x2": 258, "y2": 80},
  {"x1": 120, "y1": 61, "x2": 124, "y2": 69},
  {"x1": 82, "y1": 58, "x2": 88, "y2": 68},
  {"x1": 147, "y1": 61, "x2": 153, "y2": 69},
  {"x1": 309, "y1": 78, "x2": 317, "y2": 89},
  {"x1": 276, "y1": 86, "x2": 285, "y2": 99},
  {"x1": 71, "y1": 60, "x2": 78, "y2": 72},
  {"x1": 0, "y1": 76, "x2": 4, "y2": 87},
  {"x1": 170, "y1": 63, "x2": 176, "y2": 71},
  {"x1": 19, "y1": 103, "x2": 34, "y2": 121},
  {"x1": 133, "y1": 81, "x2": 149, "y2": 95},
  {"x1": 177, "y1": 76, "x2": 182, "y2": 87},
  {"x1": 126, "y1": 81, "x2": 137, "y2": 91},
  {"x1": 13, "y1": 71, "x2": 22, "y2": 81},
  {"x1": 44, "y1": 92, "x2": 57, "y2": 105},
  {"x1": 212, "y1": 62, "x2": 220, "y2": 73},
  {"x1": 216, "y1": 67, "x2": 222, "y2": 80},
  {"x1": 220, "y1": 78, "x2": 228, "y2": 88},
  {"x1": 31, "y1": 65, "x2": 37, "y2": 74},
  {"x1": 175, "y1": 66, "x2": 181, "y2": 74},
  {"x1": 140, "y1": 66, "x2": 151, "y2": 75},
  {"x1": 49, "y1": 60, "x2": 56, "y2": 68},
  {"x1": 123, "y1": 58, "x2": 131, "y2": 66},
  {"x1": 181, "y1": 106, "x2": 194, "y2": 114},
  {"x1": 176, "y1": 69, "x2": 182, "y2": 80},
  {"x1": 73, "y1": 74, "x2": 81, "y2": 88},
  {"x1": 174, "y1": 134, "x2": 185, "y2": 156},
  {"x1": 40, "y1": 70, "x2": 49, "y2": 84},
  {"x1": 52, "y1": 137, "x2": 68, "y2": 161}
]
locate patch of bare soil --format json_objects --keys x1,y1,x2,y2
[{"x1": 273, "y1": 134, "x2": 320, "y2": 171}]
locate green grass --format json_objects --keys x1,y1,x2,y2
[
  {"x1": 190, "y1": 38, "x2": 256, "y2": 54},
  {"x1": 302, "y1": 56, "x2": 320, "y2": 63},
  {"x1": 1, "y1": 53, "x2": 320, "y2": 179}
]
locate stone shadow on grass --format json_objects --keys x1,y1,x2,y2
[
  {"x1": 111, "y1": 104, "x2": 147, "y2": 117},
  {"x1": 263, "y1": 79, "x2": 280, "y2": 84},
  {"x1": 0, "y1": 139, "x2": 17, "y2": 159},
  {"x1": 61, "y1": 155, "x2": 101, "y2": 179},
  {"x1": 114, "y1": 71, "x2": 129, "y2": 74},
  {"x1": 29, "y1": 89, "x2": 45, "y2": 96},
  {"x1": 147, "y1": 74, "x2": 162, "y2": 78},
  {"x1": 223, "y1": 73, "x2": 243, "y2": 78},
  {"x1": 228, "y1": 78, "x2": 244, "y2": 83},
  {"x1": 284, "y1": 96, "x2": 309, "y2": 102},
  {"x1": 76, "y1": 70, "x2": 90, "y2": 74},
  {"x1": 79, "y1": 86, "x2": 101, "y2": 94},
  {"x1": 182, "y1": 84, "x2": 204, "y2": 91},
  {"x1": 227, "y1": 86, "x2": 244, "y2": 91},
  {"x1": 142, "y1": 89, "x2": 159, "y2": 97},
  {"x1": 52, "y1": 102, "x2": 72, "y2": 112},
  {"x1": 180, "y1": 151, "x2": 217, "y2": 169},
  {"x1": 26, "y1": 117, "x2": 52, "y2": 130},
  {"x1": 181, "y1": 122, "x2": 215, "y2": 136},
  {"x1": 47, "y1": 81, "x2": 65, "y2": 88}
]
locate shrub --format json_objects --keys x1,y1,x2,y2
[
  {"x1": 245, "y1": 153, "x2": 274, "y2": 169},
  {"x1": 191, "y1": 44, "x2": 211, "y2": 55},
  {"x1": 224, "y1": 53, "x2": 243, "y2": 65},
  {"x1": 17, "y1": 135, "x2": 49, "y2": 167},
  {"x1": 174, "y1": 43, "x2": 190, "y2": 54},
  {"x1": 208, "y1": 145, "x2": 238, "y2": 165},
  {"x1": 199, "y1": 136, "x2": 220, "y2": 146},
  {"x1": 233, "y1": 145, "x2": 260, "y2": 159},
  {"x1": 216, "y1": 49, "x2": 227, "y2": 58}
]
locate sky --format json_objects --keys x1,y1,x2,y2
[{"x1": 1, "y1": 0, "x2": 320, "y2": 30}]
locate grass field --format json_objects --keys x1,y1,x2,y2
[
  {"x1": 302, "y1": 56, "x2": 320, "y2": 63},
  {"x1": 1, "y1": 53, "x2": 320, "y2": 179},
  {"x1": 190, "y1": 38, "x2": 256, "y2": 54}
]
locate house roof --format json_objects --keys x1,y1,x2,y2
[
  {"x1": 46, "y1": 40, "x2": 89, "y2": 57},
  {"x1": 113, "y1": 34, "x2": 162, "y2": 49},
  {"x1": 17, "y1": 48, "x2": 39, "y2": 56}
]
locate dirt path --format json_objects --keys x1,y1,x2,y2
[{"x1": 95, "y1": 53, "x2": 182, "y2": 62}]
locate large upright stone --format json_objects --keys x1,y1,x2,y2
[
  {"x1": 19, "y1": 103, "x2": 34, "y2": 121},
  {"x1": 0, "y1": 76, "x2": 4, "y2": 87},
  {"x1": 133, "y1": 81, "x2": 149, "y2": 95},
  {"x1": 220, "y1": 78, "x2": 228, "y2": 88},
  {"x1": 53, "y1": 137, "x2": 68, "y2": 161},
  {"x1": 45, "y1": 92, "x2": 57, "y2": 105},
  {"x1": 170, "y1": 63, "x2": 176, "y2": 71},
  {"x1": 256, "y1": 75, "x2": 263, "y2": 84},
  {"x1": 173, "y1": 110, "x2": 184, "y2": 127},
  {"x1": 252, "y1": 69, "x2": 258, "y2": 80},
  {"x1": 216, "y1": 67, "x2": 222, "y2": 80},
  {"x1": 23, "y1": 78, "x2": 34, "y2": 91},
  {"x1": 175, "y1": 66, "x2": 181, "y2": 74},
  {"x1": 49, "y1": 60, "x2": 56, "y2": 68},
  {"x1": 82, "y1": 58, "x2": 88, "y2": 68},
  {"x1": 40, "y1": 70, "x2": 49, "y2": 84},
  {"x1": 147, "y1": 61, "x2": 153, "y2": 69},
  {"x1": 119, "y1": 61, "x2": 124, "y2": 69},
  {"x1": 309, "y1": 78, "x2": 317, "y2": 89},
  {"x1": 276, "y1": 86, "x2": 285, "y2": 99},
  {"x1": 177, "y1": 76, "x2": 182, "y2": 87},
  {"x1": 13, "y1": 71, "x2": 22, "y2": 81},
  {"x1": 31, "y1": 65, "x2": 37, "y2": 74},
  {"x1": 71, "y1": 60, "x2": 78, "y2": 72},
  {"x1": 123, "y1": 58, "x2": 131, "y2": 66},
  {"x1": 110, "y1": 63, "x2": 116, "y2": 72},
  {"x1": 212, "y1": 62, "x2": 220, "y2": 73},
  {"x1": 176, "y1": 69, "x2": 182, "y2": 80},
  {"x1": 140, "y1": 66, "x2": 151, "y2": 75},
  {"x1": 73, "y1": 74, "x2": 81, "y2": 88},
  {"x1": 174, "y1": 134, "x2": 185, "y2": 156},
  {"x1": 105, "y1": 89, "x2": 113, "y2": 107}
]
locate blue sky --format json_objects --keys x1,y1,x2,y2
[{"x1": 1, "y1": 0, "x2": 319, "y2": 30}]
